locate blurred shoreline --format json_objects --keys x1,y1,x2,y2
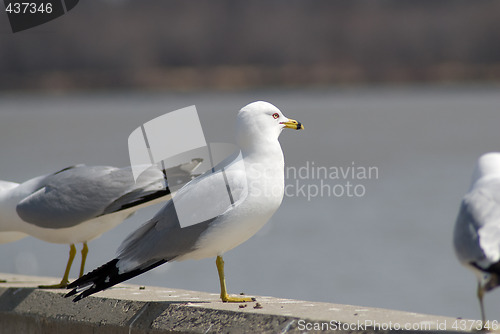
[
  {"x1": 3, "y1": 63, "x2": 500, "y2": 92},
  {"x1": 1, "y1": 1, "x2": 499, "y2": 92}
]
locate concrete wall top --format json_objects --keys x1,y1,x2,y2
[{"x1": 0, "y1": 273, "x2": 477, "y2": 333}]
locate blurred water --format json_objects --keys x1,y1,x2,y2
[{"x1": 1, "y1": 85, "x2": 500, "y2": 320}]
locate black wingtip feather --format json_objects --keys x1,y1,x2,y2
[
  {"x1": 111, "y1": 188, "x2": 171, "y2": 213},
  {"x1": 67, "y1": 259, "x2": 119, "y2": 289},
  {"x1": 65, "y1": 258, "x2": 167, "y2": 302}
]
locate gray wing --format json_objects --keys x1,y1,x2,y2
[
  {"x1": 115, "y1": 156, "x2": 247, "y2": 271},
  {"x1": 453, "y1": 178, "x2": 500, "y2": 267},
  {"x1": 115, "y1": 200, "x2": 216, "y2": 270},
  {"x1": 103, "y1": 159, "x2": 203, "y2": 215},
  {"x1": 16, "y1": 165, "x2": 168, "y2": 229}
]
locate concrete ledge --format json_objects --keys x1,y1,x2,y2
[{"x1": 0, "y1": 273, "x2": 474, "y2": 333}]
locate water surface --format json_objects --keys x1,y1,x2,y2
[{"x1": 1, "y1": 85, "x2": 499, "y2": 320}]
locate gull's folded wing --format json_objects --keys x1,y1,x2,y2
[
  {"x1": 454, "y1": 178, "x2": 500, "y2": 269},
  {"x1": 15, "y1": 165, "x2": 167, "y2": 229}
]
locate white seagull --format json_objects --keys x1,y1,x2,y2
[
  {"x1": 66, "y1": 101, "x2": 303, "y2": 302},
  {"x1": 0, "y1": 160, "x2": 201, "y2": 288},
  {"x1": 454, "y1": 152, "x2": 500, "y2": 323}
]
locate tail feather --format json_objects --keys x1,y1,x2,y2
[{"x1": 65, "y1": 258, "x2": 167, "y2": 302}]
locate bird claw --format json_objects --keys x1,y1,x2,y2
[
  {"x1": 38, "y1": 281, "x2": 69, "y2": 289},
  {"x1": 220, "y1": 294, "x2": 256, "y2": 303}
]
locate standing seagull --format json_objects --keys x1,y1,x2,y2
[
  {"x1": 0, "y1": 161, "x2": 201, "y2": 288},
  {"x1": 454, "y1": 152, "x2": 500, "y2": 323},
  {"x1": 66, "y1": 101, "x2": 303, "y2": 302}
]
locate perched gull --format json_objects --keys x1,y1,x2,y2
[
  {"x1": 66, "y1": 101, "x2": 303, "y2": 302},
  {"x1": 454, "y1": 152, "x2": 500, "y2": 323},
  {"x1": 0, "y1": 161, "x2": 201, "y2": 288}
]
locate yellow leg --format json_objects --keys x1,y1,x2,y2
[
  {"x1": 216, "y1": 255, "x2": 255, "y2": 303},
  {"x1": 39, "y1": 244, "x2": 76, "y2": 289},
  {"x1": 79, "y1": 242, "x2": 89, "y2": 278},
  {"x1": 477, "y1": 281, "x2": 486, "y2": 327}
]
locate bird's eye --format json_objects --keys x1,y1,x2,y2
[{"x1": 272, "y1": 113, "x2": 279, "y2": 119}]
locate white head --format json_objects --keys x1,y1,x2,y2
[
  {"x1": 471, "y1": 152, "x2": 500, "y2": 184},
  {"x1": 236, "y1": 101, "x2": 303, "y2": 151}
]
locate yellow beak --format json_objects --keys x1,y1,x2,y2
[{"x1": 280, "y1": 118, "x2": 304, "y2": 130}]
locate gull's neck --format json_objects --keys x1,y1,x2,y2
[
  {"x1": 470, "y1": 167, "x2": 500, "y2": 191},
  {"x1": 240, "y1": 135, "x2": 284, "y2": 166},
  {"x1": 0, "y1": 176, "x2": 43, "y2": 232},
  {"x1": 0, "y1": 185, "x2": 22, "y2": 232},
  {"x1": 239, "y1": 135, "x2": 285, "y2": 207}
]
